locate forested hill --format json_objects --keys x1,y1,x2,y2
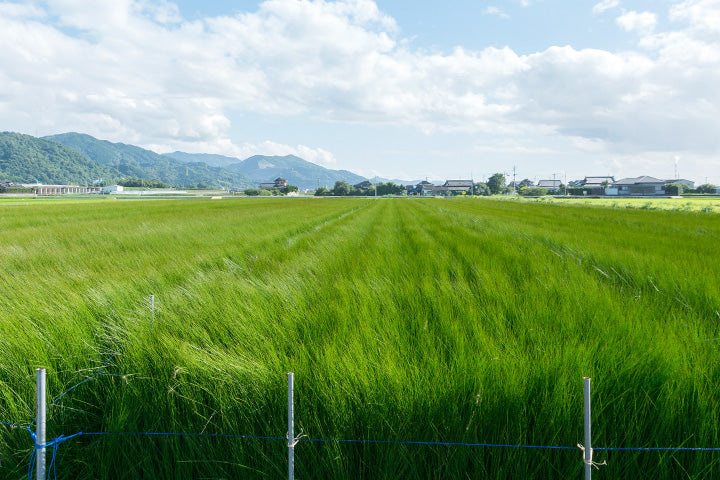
[
  {"x1": 0, "y1": 132, "x2": 118, "y2": 184},
  {"x1": 45, "y1": 133, "x2": 254, "y2": 189},
  {"x1": 1, "y1": 131, "x2": 367, "y2": 190}
]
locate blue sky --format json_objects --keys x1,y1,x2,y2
[{"x1": 1, "y1": 0, "x2": 719, "y2": 184}]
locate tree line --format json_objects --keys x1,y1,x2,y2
[
  {"x1": 315, "y1": 181, "x2": 405, "y2": 196},
  {"x1": 243, "y1": 184, "x2": 299, "y2": 196}
]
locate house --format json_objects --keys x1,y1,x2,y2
[
  {"x1": 666, "y1": 179, "x2": 695, "y2": 189},
  {"x1": 537, "y1": 179, "x2": 562, "y2": 193},
  {"x1": 607, "y1": 176, "x2": 666, "y2": 196},
  {"x1": 442, "y1": 180, "x2": 473, "y2": 195},
  {"x1": 581, "y1": 176, "x2": 615, "y2": 195},
  {"x1": 414, "y1": 180, "x2": 436, "y2": 195},
  {"x1": 259, "y1": 177, "x2": 289, "y2": 190},
  {"x1": 103, "y1": 185, "x2": 124, "y2": 194}
]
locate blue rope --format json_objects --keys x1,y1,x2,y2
[
  {"x1": 1, "y1": 419, "x2": 26, "y2": 429},
  {"x1": 596, "y1": 446, "x2": 720, "y2": 452},
  {"x1": 27, "y1": 446, "x2": 36, "y2": 480},
  {"x1": 82, "y1": 431, "x2": 286, "y2": 441},
  {"x1": 301, "y1": 437, "x2": 577, "y2": 449},
  {"x1": 26, "y1": 428, "x2": 83, "y2": 480},
  {"x1": 10, "y1": 422, "x2": 720, "y2": 480},
  {"x1": 49, "y1": 350, "x2": 120, "y2": 408},
  {"x1": 79, "y1": 431, "x2": 576, "y2": 449},
  {"x1": 82, "y1": 433, "x2": 720, "y2": 452}
]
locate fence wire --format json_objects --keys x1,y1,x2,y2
[{"x1": 3, "y1": 350, "x2": 720, "y2": 479}]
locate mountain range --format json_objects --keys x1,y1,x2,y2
[
  {"x1": 163, "y1": 152, "x2": 367, "y2": 190},
  {"x1": 0, "y1": 132, "x2": 374, "y2": 190}
]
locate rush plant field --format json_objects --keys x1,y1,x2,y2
[
  {"x1": 1, "y1": 197, "x2": 719, "y2": 479},
  {"x1": 520, "y1": 194, "x2": 720, "y2": 213}
]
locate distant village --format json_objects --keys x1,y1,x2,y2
[
  {"x1": 2, "y1": 174, "x2": 719, "y2": 197},
  {"x1": 346, "y1": 175, "x2": 719, "y2": 197}
]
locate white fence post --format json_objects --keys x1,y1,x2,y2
[
  {"x1": 583, "y1": 377, "x2": 592, "y2": 480},
  {"x1": 150, "y1": 294, "x2": 155, "y2": 331},
  {"x1": 36, "y1": 368, "x2": 46, "y2": 480},
  {"x1": 288, "y1": 372, "x2": 295, "y2": 480}
]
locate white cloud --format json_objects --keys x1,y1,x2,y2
[
  {"x1": 593, "y1": 0, "x2": 620, "y2": 14},
  {"x1": 0, "y1": 2, "x2": 45, "y2": 18},
  {"x1": 616, "y1": 10, "x2": 657, "y2": 34},
  {"x1": 670, "y1": 0, "x2": 720, "y2": 34},
  {"x1": 150, "y1": 138, "x2": 337, "y2": 167},
  {"x1": 1, "y1": 0, "x2": 720, "y2": 179},
  {"x1": 482, "y1": 6, "x2": 510, "y2": 19},
  {"x1": 249, "y1": 141, "x2": 338, "y2": 166}
]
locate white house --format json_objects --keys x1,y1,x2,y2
[{"x1": 103, "y1": 185, "x2": 124, "y2": 194}]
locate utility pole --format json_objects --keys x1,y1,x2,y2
[{"x1": 513, "y1": 166, "x2": 517, "y2": 194}]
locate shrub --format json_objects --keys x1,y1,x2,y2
[{"x1": 521, "y1": 187, "x2": 548, "y2": 196}]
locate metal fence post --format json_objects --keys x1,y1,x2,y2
[
  {"x1": 584, "y1": 377, "x2": 592, "y2": 480},
  {"x1": 36, "y1": 368, "x2": 46, "y2": 480},
  {"x1": 288, "y1": 372, "x2": 294, "y2": 480}
]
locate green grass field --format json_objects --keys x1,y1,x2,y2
[
  {"x1": 1, "y1": 197, "x2": 719, "y2": 479},
  {"x1": 516, "y1": 194, "x2": 720, "y2": 213}
]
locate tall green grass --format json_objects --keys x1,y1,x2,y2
[{"x1": 1, "y1": 197, "x2": 719, "y2": 478}]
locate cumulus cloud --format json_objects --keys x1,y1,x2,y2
[
  {"x1": 616, "y1": 10, "x2": 657, "y2": 34},
  {"x1": 670, "y1": 0, "x2": 720, "y2": 34},
  {"x1": 593, "y1": 0, "x2": 620, "y2": 14},
  {"x1": 482, "y1": 6, "x2": 510, "y2": 19},
  {"x1": 152, "y1": 139, "x2": 338, "y2": 166},
  {"x1": 0, "y1": 0, "x2": 719, "y2": 173},
  {"x1": 0, "y1": 2, "x2": 45, "y2": 18},
  {"x1": 231, "y1": 141, "x2": 338, "y2": 167}
]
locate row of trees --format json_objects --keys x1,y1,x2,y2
[
  {"x1": 314, "y1": 177, "x2": 540, "y2": 197},
  {"x1": 119, "y1": 178, "x2": 221, "y2": 190},
  {"x1": 243, "y1": 185, "x2": 299, "y2": 196},
  {"x1": 247, "y1": 176, "x2": 717, "y2": 198},
  {"x1": 666, "y1": 183, "x2": 718, "y2": 195},
  {"x1": 118, "y1": 178, "x2": 171, "y2": 188},
  {"x1": 315, "y1": 181, "x2": 405, "y2": 197}
]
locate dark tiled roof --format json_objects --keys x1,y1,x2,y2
[
  {"x1": 443, "y1": 180, "x2": 473, "y2": 187},
  {"x1": 612, "y1": 176, "x2": 665, "y2": 185},
  {"x1": 537, "y1": 180, "x2": 562, "y2": 187},
  {"x1": 584, "y1": 176, "x2": 614, "y2": 185}
]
